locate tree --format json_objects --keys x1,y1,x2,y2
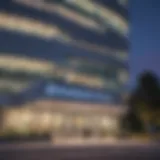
[{"x1": 127, "y1": 71, "x2": 160, "y2": 133}]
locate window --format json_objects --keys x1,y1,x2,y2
[
  {"x1": 5, "y1": 109, "x2": 33, "y2": 133},
  {"x1": 118, "y1": 0, "x2": 128, "y2": 7},
  {"x1": 0, "y1": 12, "x2": 62, "y2": 39},
  {"x1": 118, "y1": 69, "x2": 128, "y2": 84},
  {"x1": 115, "y1": 51, "x2": 128, "y2": 61},
  {"x1": 52, "y1": 58, "x2": 121, "y2": 90},
  {"x1": 68, "y1": 58, "x2": 119, "y2": 78},
  {"x1": 64, "y1": 0, "x2": 128, "y2": 35},
  {"x1": 0, "y1": 55, "x2": 55, "y2": 75},
  {"x1": 53, "y1": 113, "x2": 64, "y2": 130},
  {"x1": 65, "y1": 71, "x2": 105, "y2": 88}
]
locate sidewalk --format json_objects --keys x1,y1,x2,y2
[{"x1": 0, "y1": 139, "x2": 158, "y2": 151}]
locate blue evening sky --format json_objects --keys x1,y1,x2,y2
[{"x1": 130, "y1": 0, "x2": 160, "y2": 87}]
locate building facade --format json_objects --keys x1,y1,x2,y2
[
  {"x1": 1, "y1": 100, "x2": 126, "y2": 144},
  {"x1": 0, "y1": 0, "x2": 128, "y2": 143}
]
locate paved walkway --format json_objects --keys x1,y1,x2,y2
[{"x1": 0, "y1": 139, "x2": 158, "y2": 151}]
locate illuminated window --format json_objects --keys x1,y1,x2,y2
[
  {"x1": 101, "y1": 116, "x2": 118, "y2": 131},
  {"x1": 53, "y1": 113, "x2": 64, "y2": 129},
  {"x1": 0, "y1": 55, "x2": 55, "y2": 75},
  {"x1": 115, "y1": 51, "x2": 128, "y2": 61},
  {"x1": 54, "y1": 5, "x2": 101, "y2": 31},
  {"x1": 65, "y1": 71, "x2": 105, "y2": 88},
  {"x1": 5, "y1": 110, "x2": 21, "y2": 129},
  {"x1": 0, "y1": 12, "x2": 62, "y2": 39},
  {"x1": 51, "y1": 58, "x2": 121, "y2": 90},
  {"x1": 75, "y1": 116, "x2": 84, "y2": 128},
  {"x1": 39, "y1": 113, "x2": 52, "y2": 131},
  {"x1": 64, "y1": 0, "x2": 128, "y2": 35},
  {"x1": 0, "y1": 11, "x2": 127, "y2": 61},
  {"x1": 118, "y1": 0, "x2": 128, "y2": 7},
  {"x1": 118, "y1": 69, "x2": 128, "y2": 84},
  {"x1": 14, "y1": 0, "x2": 128, "y2": 35},
  {"x1": 4, "y1": 109, "x2": 33, "y2": 133},
  {"x1": 0, "y1": 79, "x2": 31, "y2": 92}
]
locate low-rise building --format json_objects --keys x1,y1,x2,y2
[{"x1": 0, "y1": 99, "x2": 126, "y2": 143}]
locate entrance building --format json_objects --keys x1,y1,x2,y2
[{"x1": 1, "y1": 100, "x2": 126, "y2": 143}]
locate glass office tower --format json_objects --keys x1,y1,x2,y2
[
  {"x1": 0, "y1": 0, "x2": 129, "y2": 141},
  {"x1": 0, "y1": 0, "x2": 128, "y2": 102}
]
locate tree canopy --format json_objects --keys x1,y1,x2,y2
[{"x1": 125, "y1": 71, "x2": 160, "y2": 133}]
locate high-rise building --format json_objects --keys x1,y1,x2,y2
[{"x1": 0, "y1": 0, "x2": 128, "y2": 143}]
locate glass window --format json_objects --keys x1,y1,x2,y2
[
  {"x1": 4, "y1": 109, "x2": 33, "y2": 134},
  {"x1": 68, "y1": 58, "x2": 119, "y2": 78},
  {"x1": 0, "y1": 68, "x2": 43, "y2": 93},
  {"x1": 0, "y1": 55, "x2": 125, "y2": 93},
  {"x1": 118, "y1": 0, "x2": 128, "y2": 7},
  {"x1": 64, "y1": 0, "x2": 128, "y2": 35},
  {"x1": 65, "y1": 72, "x2": 106, "y2": 88},
  {"x1": 0, "y1": 12, "x2": 61, "y2": 39},
  {"x1": 118, "y1": 69, "x2": 128, "y2": 84},
  {"x1": 51, "y1": 58, "x2": 122, "y2": 90},
  {"x1": 53, "y1": 113, "x2": 64, "y2": 130}
]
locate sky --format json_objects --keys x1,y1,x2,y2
[{"x1": 130, "y1": 0, "x2": 160, "y2": 86}]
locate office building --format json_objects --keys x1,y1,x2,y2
[{"x1": 0, "y1": 0, "x2": 128, "y2": 143}]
